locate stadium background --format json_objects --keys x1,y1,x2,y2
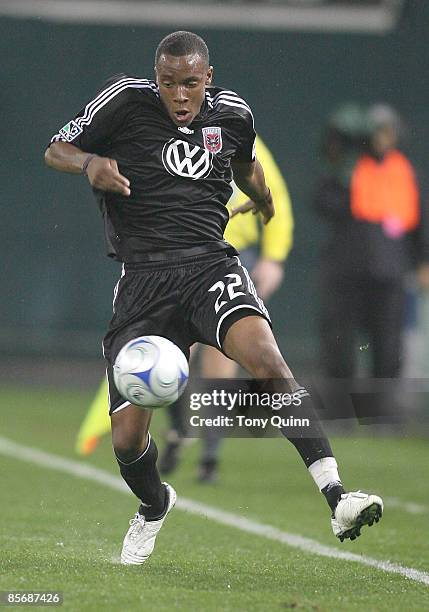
[
  {"x1": 2, "y1": 0, "x2": 428, "y2": 369},
  {"x1": 2, "y1": 2, "x2": 429, "y2": 609}
]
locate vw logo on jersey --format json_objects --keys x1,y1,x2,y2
[{"x1": 162, "y1": 139, "x2": 213, "y2": 180}]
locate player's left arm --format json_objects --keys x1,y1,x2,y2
[
  {"x1": 232, "y1": 135, "x2": 294, "y2": 300},
  {"x1": 228, "y1": 98, "x2": 274, "y2": 224},
  {"x1": 231, "y1": 158, "x2": 274, "y2": 225}
]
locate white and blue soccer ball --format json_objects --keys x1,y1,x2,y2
[{"x1": 113, "y1": 336, "x2": 189, "y2": 409}]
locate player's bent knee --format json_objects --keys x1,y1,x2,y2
[
  {"x1": 113, "y1": 434, "x2": 150, "y2": 463},
  {"x1": 111, "y1": 419, "x2": 150, "y2": 462},
  {"x1": 111, "y1": 403, "x2": 152, "y2": 461}
]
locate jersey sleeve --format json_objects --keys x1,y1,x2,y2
[
  {"x1": 48, "y1": 75, "x2": 150, "y2": 153},
  {"x1": 213, "y1": 89, "x2": 256, "y2": 162},
  {"x1": 233, "y1": 105, "x2": 256, "y2": 163},
  {"x1": 225, "y1": 135, "x2": 294, "y2": 261}
]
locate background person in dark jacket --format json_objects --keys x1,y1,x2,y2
[{"x1": 315, "y1": 104, "x2": 429, "y2": 380}]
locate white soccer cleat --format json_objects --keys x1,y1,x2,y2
[
  {"x1": 121, "y1": 483, "x2": 176, "y2": 565},
  {"x1": 331, "y1": 491, "x2": 383, "y2": 542}
]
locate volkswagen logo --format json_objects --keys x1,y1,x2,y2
[{"x1": 162, "y1": 139, "x2": 213, "y2": 180}]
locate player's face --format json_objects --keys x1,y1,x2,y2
[{"x1": 155, "y1": 53, "x2": 213, "y2": 127}]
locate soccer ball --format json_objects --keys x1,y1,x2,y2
[{"x1": 113, "y1": 336, "x2": 189, "y2": 409}]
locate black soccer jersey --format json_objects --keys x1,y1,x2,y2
[{"x1": 50, "y1": 75, "x2": 256, "y2": 262}]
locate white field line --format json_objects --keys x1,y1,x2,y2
[
  {"x1": 384, "y1": 497, "x2": 428, "y2": 515},
  {"x1": 0, "y1": 435, "x2": 428, "y2": 586}
]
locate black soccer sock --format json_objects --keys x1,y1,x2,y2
[
  {"x1": 277, "y1": 387, "x2": 345, "y2": 510},
  {"x1": 115, "y1": 434, "x2": 167, "y2": 521},
  {"x1": 321, "y1": 481, "x2": 346, "y2": 514},
  {"x1": 279, "y1": 388, "x2": 334, "y2": 467}
]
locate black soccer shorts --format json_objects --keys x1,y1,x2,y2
[{"x1": 103, "y1": 251, "x2": 271, "y2": 413}]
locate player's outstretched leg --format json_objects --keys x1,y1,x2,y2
[
  {"x1": 111, "y1": 404, "x2": 176, "y2": 564},
  {"x1": 223, "y1": 315, "x2": 383, "y2": 542}
]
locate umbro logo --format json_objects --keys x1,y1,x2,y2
[
  {"x1": 178, "y1": 126, "x2": 194, "y2": 134},
  {"x1": 162, "y1": 139, "x2": 213, "y2": 180}
]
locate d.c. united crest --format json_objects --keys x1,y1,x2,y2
[{"x1": 202, "y1": 126, "x2": 223, "y2": 154}]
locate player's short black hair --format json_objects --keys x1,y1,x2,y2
[{"x1": 155, "y1": 31, "x2": 209, "y2": 66}]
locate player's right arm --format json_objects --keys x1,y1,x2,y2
[
  {"x1": 45, "y1": 142, "x2": 131, "y2": 196},
  {"x1": 44, "y1": 74, "x2": 149, "y2": 196}
]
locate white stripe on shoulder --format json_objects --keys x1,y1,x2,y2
[
  {"x1": 75, "y1": 83, "x2": 156, "y2": 131},
  {"x1": 212, "y1": 89, "x2": 245, "y2": 101},
  {"x1": 78, "y1": 77, "x2": 154, "y2": 124},
  {"x1": 50, "y1": 78, "x2": 158, "y2": 142},
  {"x1": 75, "y1": 77, "x2": 157, "y2": 130},
  {"x1": 215, "y1": 93, "x2": 251, "y2": 109},
  {"x1": 214, "y1": 97, "x2": 253, "y2": 115},
  {"x1": 214, "y1": 98, "x2": 254, "y2": 126},
  {"x1": 212, "y1": 90, "x2": 251, "y2": 110},
  {"x1": 205, "y1": 91, "x2": 213, "y2": 109}
]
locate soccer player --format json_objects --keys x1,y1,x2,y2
[
  {"x1": 45, "y1": 31, "x2": 383, "y2": 565},
  {"x1": 74, "y1": 134, "x2": 293, "y2": 467}
]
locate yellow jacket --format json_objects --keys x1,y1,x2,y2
[{"x1": 225, "y1": 135, "x2": 294, "y2": 261}]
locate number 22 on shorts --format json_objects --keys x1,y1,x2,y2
[{"x1": 208, "y1": 273, "x2": 245, "y2": 313}]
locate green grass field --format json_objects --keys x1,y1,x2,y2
[{"x1": 1, "y1": 385, "x2": 428, "y2": 611}]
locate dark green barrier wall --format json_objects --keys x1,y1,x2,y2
[{"x1": 2, "y1": 1, "x2": 428, "y2": 364}]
